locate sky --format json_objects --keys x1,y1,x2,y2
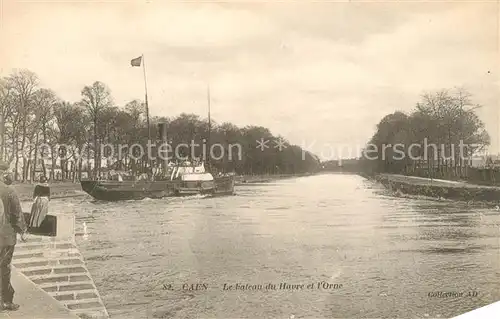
[{"x1": 1, "y1": 0, "x2": 499, "y2": 160}]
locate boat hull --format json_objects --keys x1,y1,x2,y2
[{"x1": 80, "y1": 176, "x2": 235, "y2": 201}]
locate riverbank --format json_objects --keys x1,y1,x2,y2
[
  {"x1": 5, "y1": 212, "x2": 108, "y2": 319},
  {"x1": 8, "y1": 173, "x2": 316, "y2": 200},
  {"x1": 235, "y1": 173, "x2": 315, "y2": 185},
  {"x1": 11, "y1": 182, "x2": 84, "y2": 201},
  {"x1": 371, "y1": 173, "x2": 500, "y2": 202},
  {"x1": 0, "y1": 268, "x2": 79, "y2": 319},
  {"x1": 13, "y1": 213, "x2": 108, "y2": 318}
]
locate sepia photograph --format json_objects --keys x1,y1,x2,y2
[{"x1": 0, "y1": 0, "x2": 499, "y2": 318}]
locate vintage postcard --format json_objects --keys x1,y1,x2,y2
[{"x1": 0, "y1": 0, "x2": 499, "y2": 318}]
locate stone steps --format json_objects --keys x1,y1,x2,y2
[
  {"x1": 15, "y1": 241, "x2": 77, "y2": 250},
  {"x1": 12, "y1": 256, "x2": 83, "y2": 268},
  {"x1": 28, "y1": 272, "x2": 89, "y2": 282},
  {"x1": 67, "y1": 300, "x2": 105, "y2": 311},
  {"x1": 13, "y1": 237, "x2": 109, "y2": 319},
  {"x1": 38, "y1": 280, "x2": 96, "y2": 290},
  {"x1": 63, "y1": 298, "x2": 102, "y2": 306},
  {"x1": 71, "y1": 308, "x2": 109, "y2": 319},
  {"x1": 32, "y1": 273, "x2": 91, "y2": 285},
  {"x1": 51, "y1": 288, "x2": 97, "y2": 299}
]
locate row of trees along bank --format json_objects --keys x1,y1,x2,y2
[
  {"x1": 359, "y1": 88, "x2": 499, "y2": 184},
  {"x1": 0, "y1": 69, "x2": 321, "y2": 182}
]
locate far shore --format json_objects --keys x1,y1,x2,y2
[
  {"x1": 367, "y1": 173, "x2": 500, "y2": 202},
  {"x1": 235, "y1": 173, "x2": 316, "y2": 185},
  {"x1": 8, "y1": 173, "x2": 317, "y2": 201},
  {"x1": 11, "y1": 182, "x2": 85, "y2": 202}
]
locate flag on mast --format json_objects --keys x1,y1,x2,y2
[{"x1": 131, "y1": 56, "x2": 142, "y2": 67}]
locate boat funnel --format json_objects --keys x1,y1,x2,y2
[{"x1": 158, "y1": 123, "x2": 168, "y2": 175}]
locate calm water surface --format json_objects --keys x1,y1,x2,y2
[{"x1": 36, "y1": 174, "x2": 500, "y2": 318}]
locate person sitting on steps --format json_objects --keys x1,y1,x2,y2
[{"x1": 28, "y1": 176, "x2": 50, "y2": 229}]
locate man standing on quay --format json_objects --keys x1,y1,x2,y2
[{"x1": 0, "y1": 161, "x2": 27, "y2": 311}]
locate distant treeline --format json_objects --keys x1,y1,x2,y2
[
  {"x1": 358, "y1": 89, "x2": 500, "y2": 184},
  {"x1": 321, "y1": 159, "x2": 360, "y2": 173},
  {"x1": 360, "y1": 88, "x2": 490, "y2": 178},
  {"x1": 323, "y1": 88, "x2": 497, "y2": 184},
  {"x1": 0, "y1": 69, "x2": 321, "y2": 181}
]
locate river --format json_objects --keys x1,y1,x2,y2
[{"x1": 29, "y1": 174, "x2": 500, "y2": 318}]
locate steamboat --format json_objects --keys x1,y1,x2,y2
[
  {"x1": 80, "y1": 58, "x2": 235, "y2": 201},
  {"x1": 80, "y1": 161, "x2": 235, "y2": 201},
  {"x1": 81, "y1": 107, "x2": 235, "y2": 201}
]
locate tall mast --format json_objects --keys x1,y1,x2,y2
[
  {"x1": 207, "y1": 85, "x2": 211, "y2": 168},
  {"x1": 141, "y1": 54, "x2": 152, "y2": 174},
  {"x1": 131, "y1": 54, "x2": 152, "y2": 174},
  {"x1": 142, "y1": 54, "x2": 151, "y2": 145},
  {"x1": 0, "y1": 111, "x2": 3, "y2": 161}
]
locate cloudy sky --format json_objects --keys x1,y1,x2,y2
[{"x1": 1, "y1": 1, "x2": 499, "y2": 159}]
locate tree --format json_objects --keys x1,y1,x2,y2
[
  {"x1": 0, "y1": 77, "x2": 14, "y2": 162},
  {"x1": 30, "y1": 88, "x2": 57, "y2": 180},
  {"x1": 1, "y1": 69, "x2": 322, "y2": 181},
  {"x1": 80, "y1": 81, "x2": 112, "y2": 178},
  {"x1": 7, "y1": 70, "x2": 39, "y2": 181},
  {"x1": 362, "y1": 88, "x2": 490, "y2": 179}
]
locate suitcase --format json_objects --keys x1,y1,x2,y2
[{"x1": 24, "y1": 213, "x2": 57, "y2": 237}]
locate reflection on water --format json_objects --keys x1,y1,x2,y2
[{"x1": 36, "y1": 174, "x2": 500, "y2": 319}]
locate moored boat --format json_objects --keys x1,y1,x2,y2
[
  {"x1": 80, "y1": 162, "x2": 235, "y2": 201},
  {"x1": 79, "y1": 65, "x2": 235, "y2": 201}
]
